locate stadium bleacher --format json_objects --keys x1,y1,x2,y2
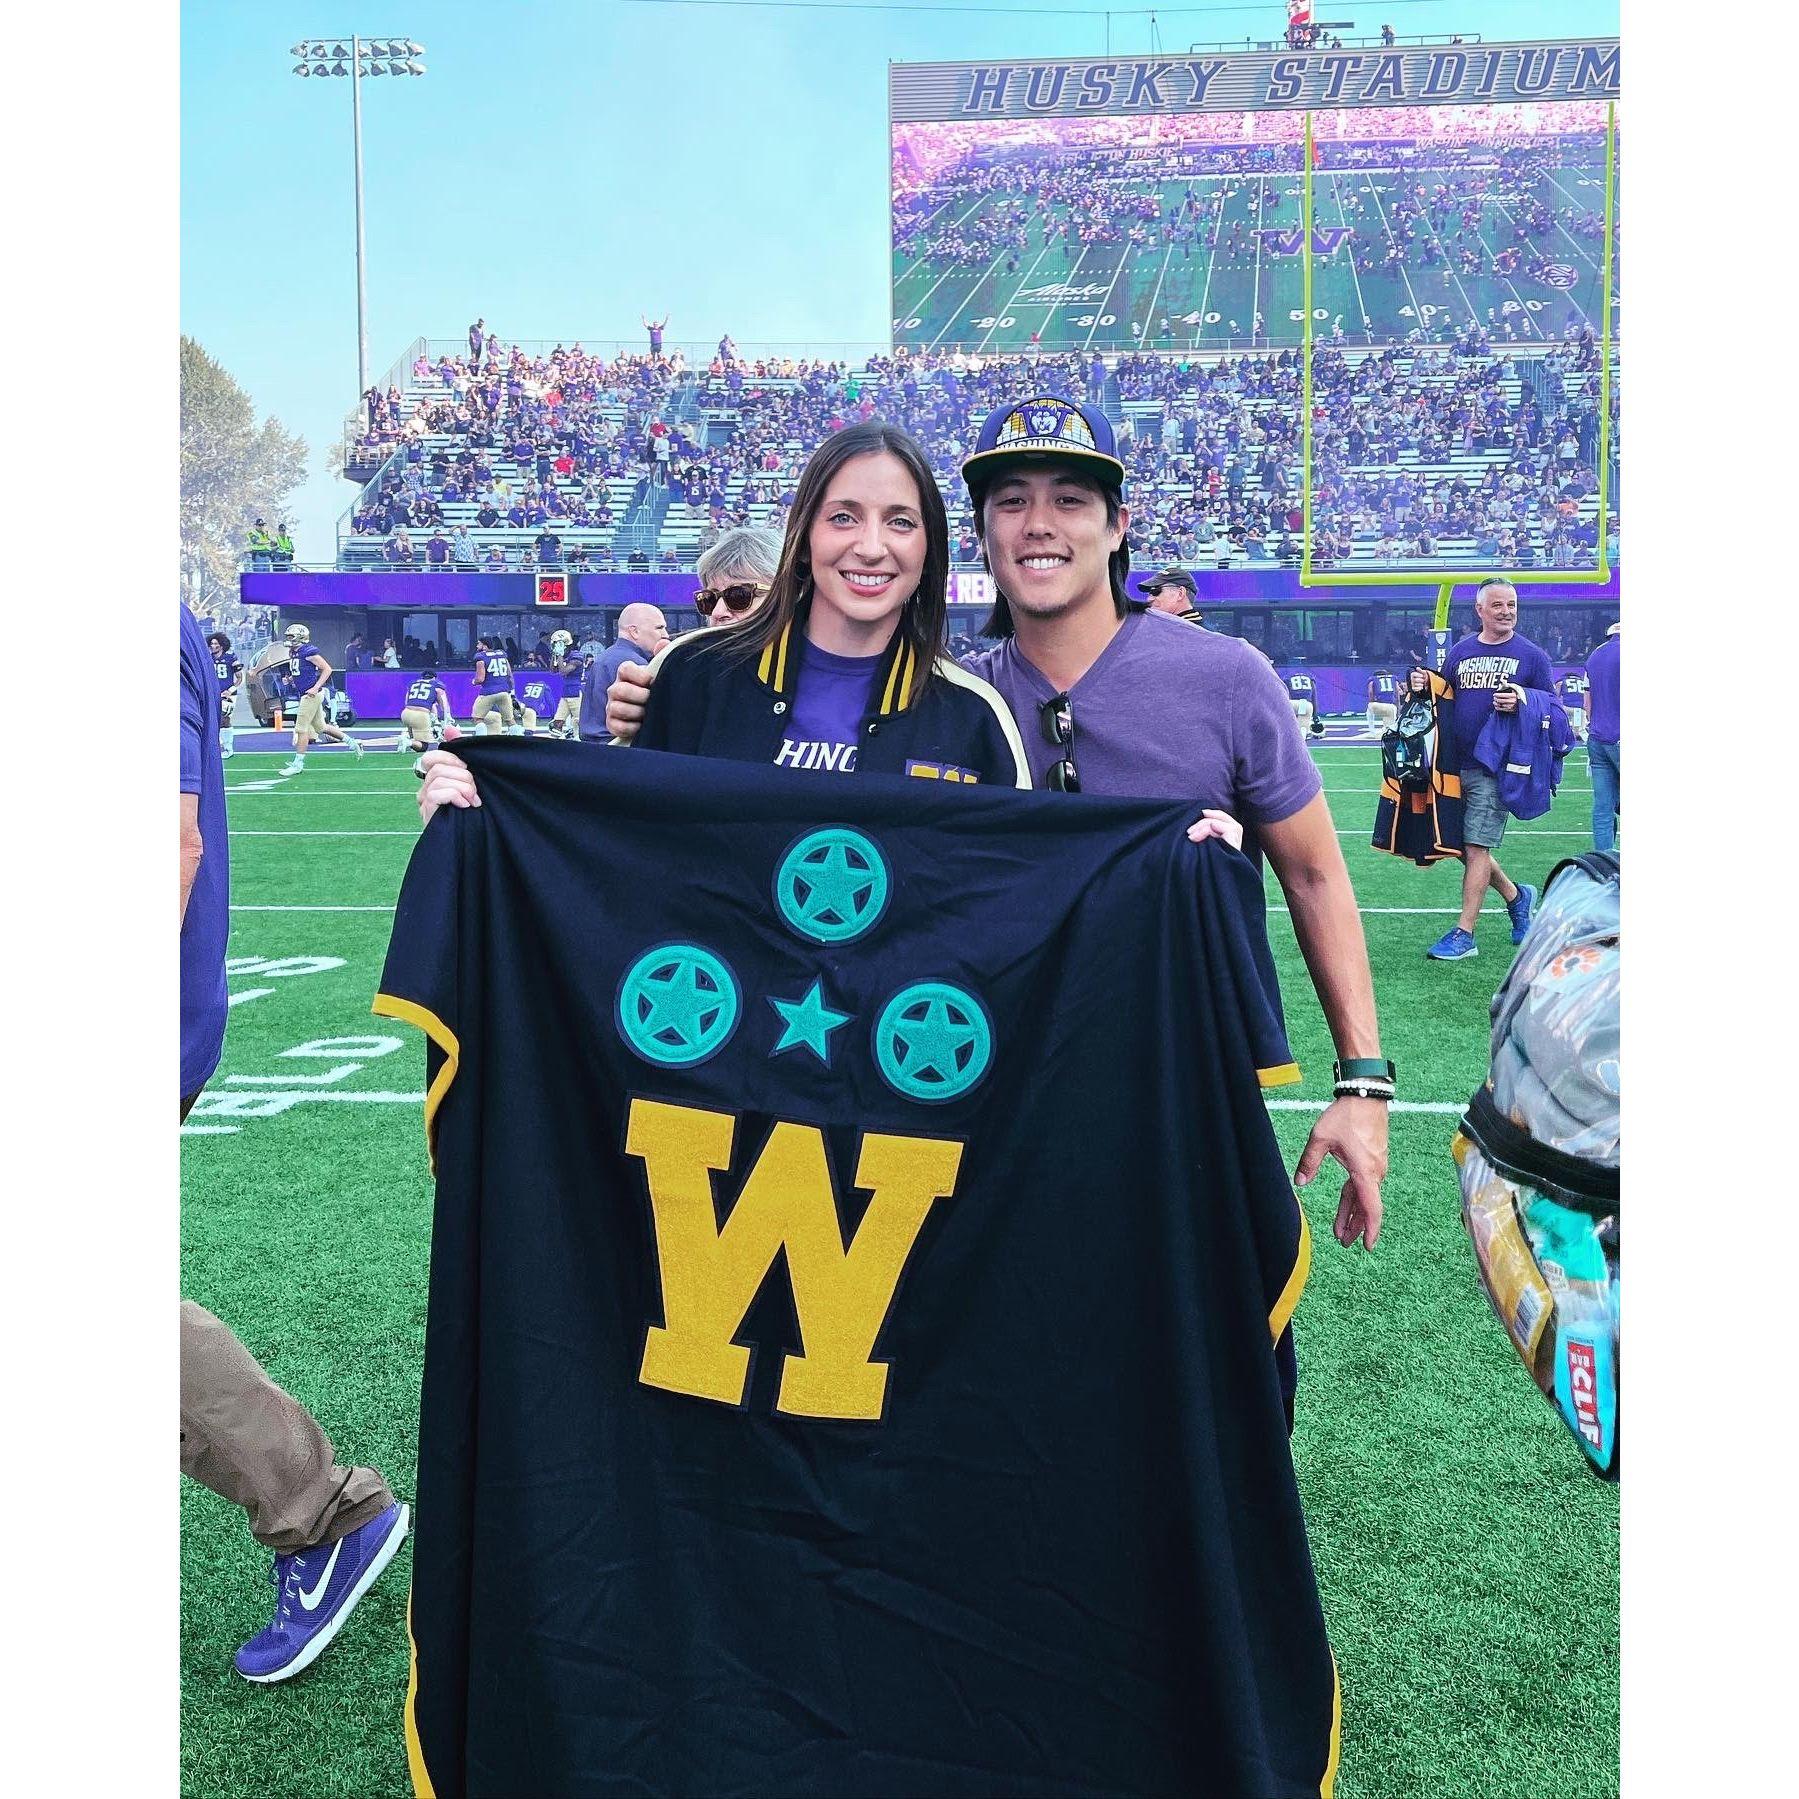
[{"x1": 332, "y1": 330, "x2": 1615, "y2": 577}]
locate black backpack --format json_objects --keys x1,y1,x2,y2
[{"x1": 1381, "y1": 690, "x2": 1437, "y2": 791}]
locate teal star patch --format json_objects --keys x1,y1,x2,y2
[
  {"x1": 890, "y1": 997, "x2": 981, "y2": 1083},
  {"x1": 767, "y1": 979, "x2": 851, "y2": 1064},
  {"x1": 793, "y1": 844, "x2": 878, "y2": 931},
  {"x1": 638, "y1": 961, "x2": 722, "y2": 1043},
  {"x1": 616, "y1": 944, "x2": 740, "y2": 1067},
  {"x1": 774, "y1": 828, "x2": 891, "y2": 944},
  {"x1": 874, "y1": 982, "x2": 993, "y2": 1103}
]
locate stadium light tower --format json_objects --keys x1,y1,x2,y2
[{"x1": 290, "y1": 35, "x2": 427, "y2": 397}]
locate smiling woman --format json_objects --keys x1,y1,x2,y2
[{"x1": 626, "y1": 420, "x2": 1032, "y2": 785}]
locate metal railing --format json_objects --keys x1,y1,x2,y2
[{"x1": 1186, "y1": 32, "x2": 1482, "y2": 53}]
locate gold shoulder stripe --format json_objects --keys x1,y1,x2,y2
[
  {"x1": 371, "y1": 994, "x2": 459, "y2": 1177},
  {"x1": 773, "y1": 621, "x2": 792, "y2": 692},
  {"x1": 1269, "y1": 1204, "x2": 1313, "y2": 1343},
  {"x1": 757, "y1": 639, "x2": 775, "y2": 684},
  {"x1": 879, "y1": 641, "x2": 904, "y2": 715},
  {"x1": 404, "y1": 1587, "x2": 438, "y2": 1798},
  {"x1": 898, "y1": 644, "x2": 917, "y2": 710},
  {"x1": 1320, "y1": 1649, "x2": 1343, "y2": 1798}
]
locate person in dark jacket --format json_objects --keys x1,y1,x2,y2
[{"x1": 418, "y1": 422, "x2": 1030, "y2": 811}]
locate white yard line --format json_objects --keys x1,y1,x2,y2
[
  {"x1": 1362, "y1": 179, "x2": 1429, "y2": 333},
  {"x1": 1193, "y1": 200, "x2": 1223, "y2": 351},
  {"x1": 1332, "y1": 171, "x2": 1374, "y2": 341},
  {"x1": 231, "y1": 904, "x2": 399, "y2": 912},
  {"x1": 229, "y1": 830, "x2": 417, "y2": 838},
  {"x1": 1082, "y1": 245, "x2": 1132, "y2": 352},
  {"x1": 894, "y1": 189, "x2": 1002, "y2": 307},
  {"x1": 1136, "y1": 241, "x2": 1175, "y2": 346},
  {"x1": 926, "y1": 245, "x2": 1013, "y2": 353},
  {"x1": 1250, "y1": 173, "x2": 1266, "y2": 342},
  {"x1": 975, "y1": 239, "x2": 1062, "y2": 355}
]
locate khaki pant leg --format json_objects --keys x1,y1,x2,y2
[
  {"x1": 294, "y1": 691, "x2": 327, "y2": 742},
  {"x1": 400, "y1": 706, "x2": 431, "y2": 748},
  {"x1": 179, "y1": 1301, "x2": 395, "y2": 1554},
  {"x1": 471, "y1": 694, "x2": 500, "y2": 735}
]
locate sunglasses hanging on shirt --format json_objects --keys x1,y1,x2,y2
[{"x1": 1039, "y1": 691, "x2": 1080, "y2": 793}]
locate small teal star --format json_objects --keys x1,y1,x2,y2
[
  {"x1": 890, "y1": 997, "x2": 981, "y2": 1085},
  {"x1": 768, "y1": 979, "x2": 851, "y2": 1064}
]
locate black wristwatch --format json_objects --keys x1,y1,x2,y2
[{"x1": 1332, "y1": 1057, "x2": 1396, "y2": 1101}]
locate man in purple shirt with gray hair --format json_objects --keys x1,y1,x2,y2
[{"x1": 180, "y1": 605, "x2": 409, "y2": 1685}]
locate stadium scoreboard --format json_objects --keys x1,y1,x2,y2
[{"x1": 889, "y1": 37, "x2": 1619, "y2": 357}]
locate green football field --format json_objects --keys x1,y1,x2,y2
[
  {"x1": 892, "y1": 158, "x2": 1611, "y2": 356},
  {"x1": 181, "y1": 742, "x2": 1620, "y2": 1799}
]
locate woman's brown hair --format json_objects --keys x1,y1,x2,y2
[{"x1": 710, "y1": 421, "x2": 950, "y2": 705}]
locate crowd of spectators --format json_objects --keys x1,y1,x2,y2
[{"x1": 332, "y1": 315, "x2": 1612, "y2": 576}]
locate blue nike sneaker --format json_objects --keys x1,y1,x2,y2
[
  {"x1": 234, "y1": 1500, "x2": 410, "y2": 1684},
  {"x1": 1427, "y1": 926, "x2": 1479, "y2": 960},
  {"x1": 1507, "y1": 883, "x2": 1536, "y2": 945}
]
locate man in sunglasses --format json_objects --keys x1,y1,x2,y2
[
  {"x1": 579, "y1": 604, "x2": 669, "y2": 743},
  {"x1": 1138, "y1": 566, "x2": 1206, "y2": 626}
]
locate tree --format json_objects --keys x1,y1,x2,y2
[{"x1": 180, "y1": 336, "x2": 308, "y2": 615}]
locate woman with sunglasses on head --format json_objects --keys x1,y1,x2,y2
[{"x1": 420, "y1": 421, "x2": 1033, "y2": 814}]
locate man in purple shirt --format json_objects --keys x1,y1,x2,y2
[
  {"x1": 581, "y1": 604, "x2": 669, "y2": 741},
  {"x1": 1408, "y1": 579, "x2": 1553, "y2": 960},
  {"x1": 955, "y1": 396, "x2": 1389, "y2": 1252},
  {"x1": 180, "y1": 605, "x2": 408, "y2": 1685},
  {"x1": 1584, "y1": 621, "x2": 1620, "y2": 852}
]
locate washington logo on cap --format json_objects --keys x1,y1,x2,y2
[{"x1": 963, "y1": 393, "x2": 1126, "y2": 491}]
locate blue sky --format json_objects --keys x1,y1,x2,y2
[{"x1": 181, "y1": 0, "x2": 1619, "y2": 558}]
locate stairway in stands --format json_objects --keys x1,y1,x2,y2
[{"x1": 613, "y1": 373, "x2": 704, "y2": 561}]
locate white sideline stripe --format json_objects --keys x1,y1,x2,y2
[
  {"x1": 231, "y1": 904, "x2": 397, "y2": 912},
  {"x1": 227, "y1": 789, "x2": 418, "y2": 796},
  {"x1": 229, "y1": 830, "x2": 417, "y2": 837},
  {"x1": 1265, "y1": 1100, "x2": 1465, "y2": 1115},
  {"x1": 180, "y1": 1125, "x2": 240, "y2": 1135}
]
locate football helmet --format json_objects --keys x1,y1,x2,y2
[
  {"x1": 284, "y1": 623, "x2": 310, "y2": 644},
  {"x1": 550, "y1": 629, "x2": 573, "y2": 655}
]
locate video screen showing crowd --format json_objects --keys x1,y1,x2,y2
[{"x1": 890, "y1": 100, "x2": 1612, "y2": 358}]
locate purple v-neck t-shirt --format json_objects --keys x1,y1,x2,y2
[{"x1": 962, "y1": 609, "x2": 1321, "y2": 851}]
